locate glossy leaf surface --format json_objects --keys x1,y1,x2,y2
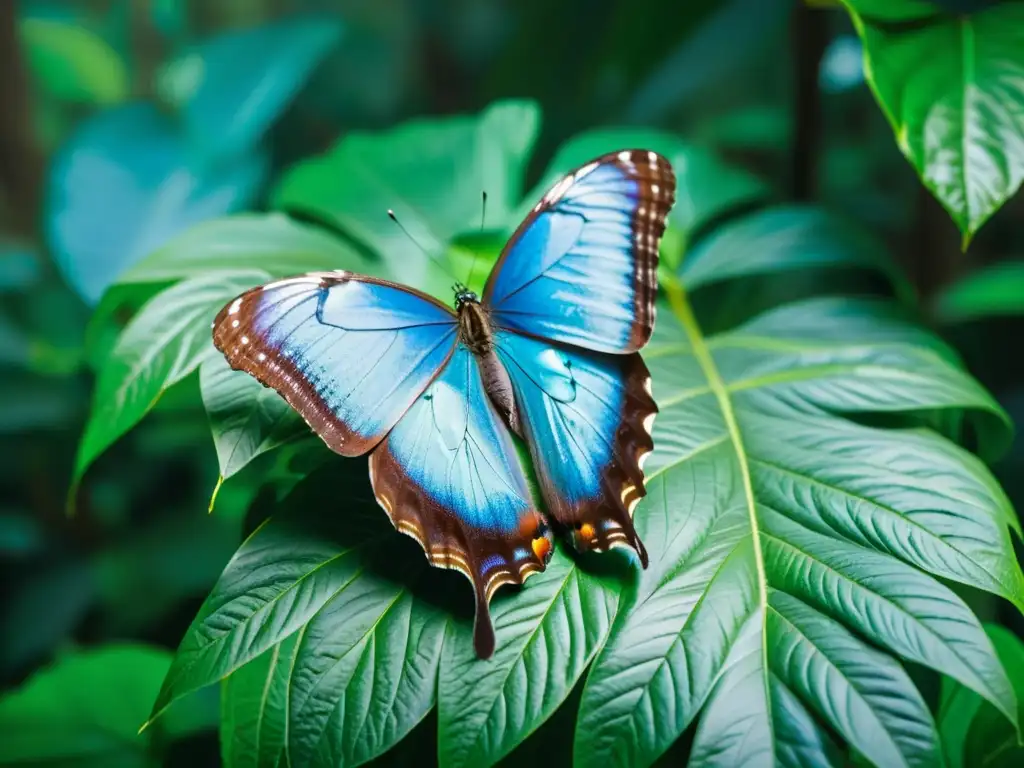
[{"x1": 843, "y1": 0, "x2": 1024, "y2": 242}]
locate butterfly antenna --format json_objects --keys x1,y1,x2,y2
[
  {"x1": 465, "y1": 191, "x2": 487, "y2": 291},
  {"x1": 387, "y1": 209, "x2": 459, "y2": 282}
]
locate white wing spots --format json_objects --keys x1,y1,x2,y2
[
  {"x1": 265, "y1": 275, "x2": 325, "y2": 289},
  {"x1": 618, "y1": 150, "x2": 633, "y2": 163},
  {"x1": 651, "y1": 183, "x2": 660, "y2": 196},
  {"x1": 643, "y1": 376, "x2": 653, "y2": 396},
  {"x1": 647, "y1": 150, "x2": 658, "y2": 165},
  {"x1": 544, "y1": 175, "x2": 575, "y2": 206},
  {"x1": 643, "y1": 412, "x2": 656, "y2": 433},
  {"x1": 429, "y1": 548, "x2": 471, "y2": 582},
  {"x1": 627, "y1": 496, "x2": 641, "y2": 516},
  {"x1": 257, "y1": 352, "x2": 266, "y2": 362},
  {"x1": 638, "y1": 448, "x2": 652, "y2": 473},
  {"x1": 240, "y1": 335, "x2": 250, "y2": 345},
  {"x1": 231, "y1": 319, "x2": 240, "y2": 328},
  {"x1": 577, "y1": 161, "x2": 598, "y2": 179},
  {"x1": 620, "y1": 484, "x2": 635, "y2": 504},
  {"x1": 227, "y1": 297, "x2": 243, "y2": 315}
]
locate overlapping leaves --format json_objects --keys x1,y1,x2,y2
[{"x1": 75, "y1": 104, "x2": 1024, "y2": 766}]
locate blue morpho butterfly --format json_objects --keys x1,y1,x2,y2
[{"x1": 212, "y1": 150, "x2": 676, "y2": 658}]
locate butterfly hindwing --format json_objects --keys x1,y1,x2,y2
[
  {"x1": 483, "y1": 149, "x2": 676, "y2": 354},
  {"x1": 494, "y1": 330, "x2": 656, "y2": 566},
  {"x1": 212, "y1": 272, "x2": 457, "y2": 456},
  {"x1": 369, "y1": 344, "x2": 553, "y2": 658}
]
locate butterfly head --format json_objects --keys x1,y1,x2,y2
[{"x1": 453, "y1": 282, "x2": 479, "y2": 309}]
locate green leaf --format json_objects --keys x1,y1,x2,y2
[
  {"x1": 200, "y1": 355, "x2": 305, "y2": 482},
  {"x1": 935, "y1": 261, "x2": 1024, "y2": 322},
  {"x1": 152, "y1": 461, "x2": 445, "y2": 768},
  {"x1": 20, "y1": 17, "x2": 128, "y2": 105},
  {"x1": 437, "y1": 555, "x2": 620, "y2": 768},
  {"x1": 529, "y1": 128, "x2": 769, "y2": 261},
  {"x1": 221, "y1": 633, "x2": 301, "y2": 768},
  {"x1": 573, "y1": 278, "x2": 1020, "y2": 767},
  {"x1": 272, "y1": 100, "x2": 540, "y2": 294},
  {"x1": 842, "y1": 0, "x2": 1024, "y2": 242},
  {"x1": 0, "y1": 645, "x2": 169, "y2": 766},
  {"x1": 285, "y1": 569, "x2": 446, "y2": 767},
  {"x1": 73, "y1": 271, "x2": 269, "y2": 487},
  {"x1": 46, "y1": 104, "x2": 266, "y2": 304},
  {"x1": 939, "y1": 624, "x2": 1024, "y2": 768},
  {"x1": 159, "y1": 17, "x2": 343, "y2": 157},
  {"x1": 118, "y1": 213, "x2": 373, "y2": 286},
  {"x1": 680, "y1": 205, "x2": 912, "y2": 302}
]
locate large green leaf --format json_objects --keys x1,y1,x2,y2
[
  {"x1": 272, "y1": 100, "x2": 540, "y2": 294},
  {"x1": 46, "y1": 104, "x2": 266, "y2": 303},
  {"x1": 155, "y1": 458, "x2": 620, "y2": 768},
  {"x1": 118, "y1": 214, "x2": 373, "y2": 286},
  {"x1": 573, "y1": 277, "x2": 1020, "y2": 767},
  {"x1": 842, "y1": 0, "x2": 1024, "y2": 243},
  {"x1": 158, "y1": 16, "x2": 343, "y2": 156},
  {"x1": 152, "y1": 463, "x2": 448, "y2": 767},
  {"x1": 0, "y1": 644, "x2": 212, "y2": 766},
  {"x1": 73, "y1": 271, "x2": 269, "y2": 488}
]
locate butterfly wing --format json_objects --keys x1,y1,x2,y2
[
  {"x1": 483, "y1": 149, "x2": 675, "y2": 354},
  {"x1": 370, "y1": 344, "x2": 553, "y2": 658},
  {"x1": 212, "y1": 271, "x2": 457, "y2": 456},
  {"x1": 493, "y1": 330, "x2": 655, "y2": 566}
]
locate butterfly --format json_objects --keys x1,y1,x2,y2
[{"x1": 212, "y1": 150, "x2": 676, "y2": 658}]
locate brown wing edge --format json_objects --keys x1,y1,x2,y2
[
  {"x1": 211, "y1": 271, "x2": 456, "y2": 458},
  {"x1": 368, "y1": 439, "x2": 554, "y2": 659},
  {"x1": 619, "y1": 150, "x2": 676, "y2": 353}
]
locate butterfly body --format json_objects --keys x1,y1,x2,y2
[
  {"x1": 455, "y1": 289, "x2": 494, "y2": 355},
  {"x1": 213, "y1": 149, "x2": 676, "y2": 658}
]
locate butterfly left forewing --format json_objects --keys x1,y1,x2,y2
[{"x1": 369, "y1": 344, "x2": 553, "y2": 658}]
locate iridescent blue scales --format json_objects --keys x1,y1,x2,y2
[{"x1": 212, "y1": 149, "x2": 676, "y2": 658}]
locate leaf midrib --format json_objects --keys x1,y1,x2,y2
[{"x1": 664, "y1": 277, "x2": 773, "y2": 740}]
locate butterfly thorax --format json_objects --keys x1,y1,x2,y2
[{"x1": 456, "y1": 291, "x2": 493, "y2": 356}]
